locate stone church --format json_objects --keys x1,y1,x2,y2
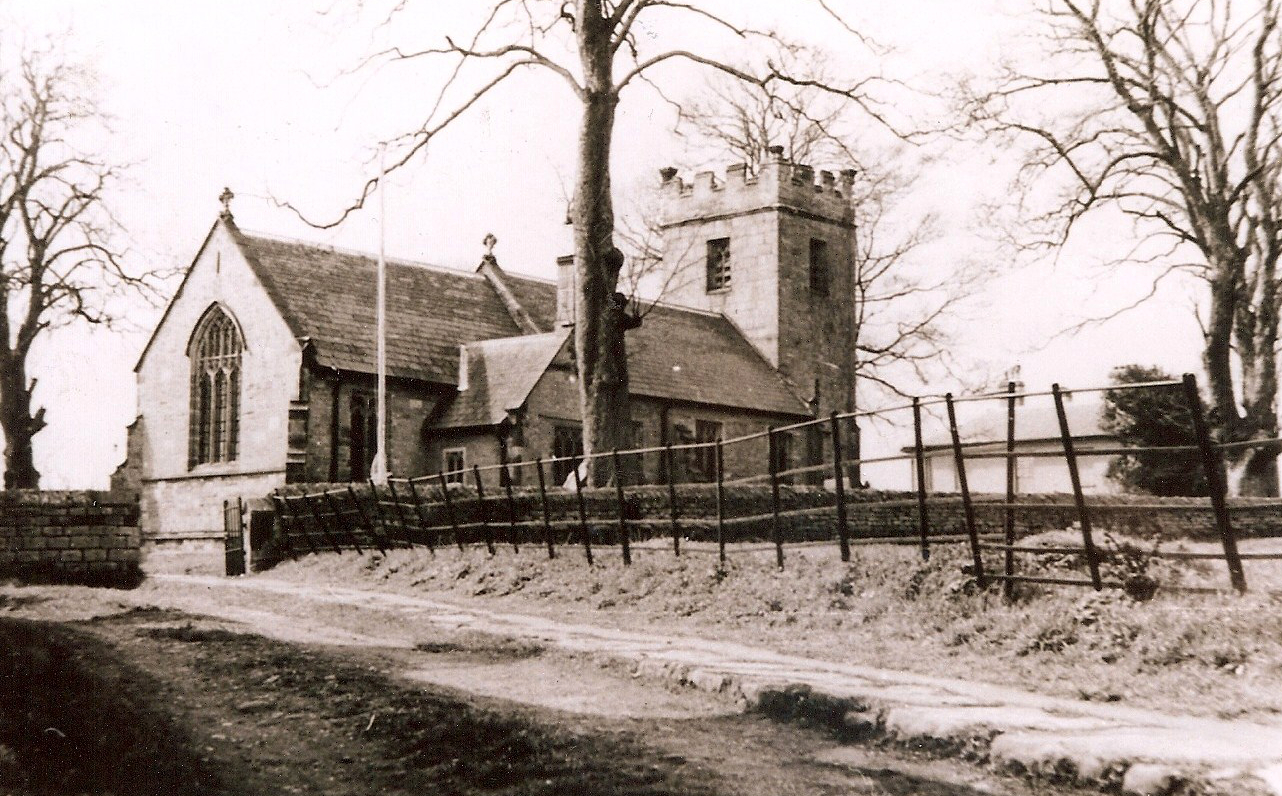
[{"x1": 121, "y1": 158, "x2": 858, "y2": 542}]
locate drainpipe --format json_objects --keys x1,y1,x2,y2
[{"x1": 328, "y1": 374, "x2": 341, "y2": 482}]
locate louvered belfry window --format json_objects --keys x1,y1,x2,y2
[{"x1": 188, "y1": 305, "x2": 243, "y2": 468}]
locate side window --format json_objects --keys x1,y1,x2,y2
[
  {"x1": 706, "y1": 237, "x2": 731, "y2": 292},
  {"x1": 809, "y1": 238, "x2": 829, "y2": 296},
  {"x1": 630, "y1": 420, "x2": 644, "y2": 450},
  {"x1": 443, "y1": 447, "x2": 466, "y2": 484},
  {"x1": 690, "y1": 419, "x2": 722, "y2": 481}
]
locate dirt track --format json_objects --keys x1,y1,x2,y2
[{"x1": 0, "y1": 579, "x2": 1091, "y2": 796}]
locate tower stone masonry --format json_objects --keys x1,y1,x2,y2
[{"x1": 658, "y1": 157, "x2": 857, "y2": 422}]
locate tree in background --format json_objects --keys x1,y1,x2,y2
[
  {"x1": 300, "y1": 1, "x2": 905, "y2": 485},
  {"x1": 672, "y1": 52, "x2": 984, "y2": 404},
  {"x1": 967, "y1": 0, "x2": 1282, "y2": 495},
  {"x1": 0, "y1": 47, "x2": 152, "y2": 489},
  {"x1": 1101, "y1": 365, "x2": 1206, "y2": 497}
]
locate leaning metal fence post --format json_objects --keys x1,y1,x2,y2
[
  {"x1": 364, "y1": 480, "x2": 393, "y2": 554},
  {"x1": 1004, "y1": 381, "x2": 1018, "y2": 601},
  {"x1": 385, "y1": 480, "x2": 408, "y2": 548},
  {"x1": 715, "y1": 438, "x2": 727, "y2": 566},
  {"x1": 404, "y1": 478, "x2": 435, "y2": 553},
  {"x1": 501, "y1": 461, "x2": 520, "y2": 554},
  {"x1": 363, "y1": 481, "x2": 394, "y2": 553},
  {"x1": 1052, "y1": 383, "x2": 1102, "y2": 590},
  {"x1": 912, "y1": 397, "x2": 931, "y2": 561},
  {"x1": 830, "y1": 411, "x2": 850, "y2": 563},
  {"x1": 472, "y1": 465, "x2": 496, "y2": 555},
  {"x1": 572, "y1": 463, "x2": 593, "y2": 565},
  {"x1": 281, "y1": 494, "x2": 319, "y2": 556},
  {"x1": 345, "y1": 485, "x2": 382, "y2": 554},
  {"x1": 946, "y1": 393, "x2": 985, "y2": 586},
  {"x1": 665, "y1": 442, "x2": 680, "y2": 556},
  {"x1": 768, "y1": 427, "x2": 785, "y2": 570},
  {"x1": 437, "y1": 472, "x2": 465, "y2": 552},
  {"x1": 1181, "y1": 373, "x2": 1247, "y2": 592},
  {"x1": 535, "y1": 458, "x2": 555, "y2": 559},
  {"x1": 269, "y1": 492, "x2": 299, "y2": 560},
  {"x1": 323, "y1": 490, "x2": 364, "y2": 554},
  {"x1": 613, "y1": 449, "x2": 631, "y2": 566},
  {"x1": 304, "y1": 492, "x2": 344, "y2": 555}
]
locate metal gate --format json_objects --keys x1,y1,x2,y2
[{"x1": 223, "y1": 498, "x2": 246, "y2": 576}]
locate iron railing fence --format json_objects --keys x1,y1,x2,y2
[{"x1": 262, "y1": 373, "x2": 1282, "y2": 594}]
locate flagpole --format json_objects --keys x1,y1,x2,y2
[{"x1": 371, "y1": 143, "x2": 390, "y2": 485}]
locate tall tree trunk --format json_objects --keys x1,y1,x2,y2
[
  {"x1": 1205, "y1": 249, "x2": 1280, "y2": 496},
  {"x1": 573, "y1": 5, "x2": 632, "y2": 487},
  {"x1": 0, "y1": 355, "x2": 42, "y2": 490},
  {"x1": 1236, "y1": 285, "x2": 1281, "y2": 496},
  {"x1": 1203, "y1": 265, "x2": 1239, "y2": 438}
]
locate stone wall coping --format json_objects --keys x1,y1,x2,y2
[{"x1": 0, "y1": 489, "x2": 138, "y2": 507}]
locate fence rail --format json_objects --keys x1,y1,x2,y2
[{"x1": 255, "y1": 374, "x2": 1282, "y2": 596}]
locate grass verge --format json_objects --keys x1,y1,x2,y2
[
  {"x1": 0, "y1": 617, "x2": 220, "y2": 795},
  {"x1": 263, "y1": 534, "x2": 1282, "y2": 720}
]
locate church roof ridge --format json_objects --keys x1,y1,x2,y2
[{"x1": 234, "y1": 226, "x2": 481, "y2": 280}]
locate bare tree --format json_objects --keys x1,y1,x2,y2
[
  {"x1": 677, "y1": 69, "x2": 980, "y2": 405},
  {"x1": 0, "y1": 48, "x2": 146, "y2": 489},
  {"x1": 966, "y1": 0, "x2": 1282, "y2": 495},
  {"x1": 299, "y1": 1, "x2": 901, "y2": 485},
  {"x1": 678, "y1": 44, "x2": 851, "y2": 171}
]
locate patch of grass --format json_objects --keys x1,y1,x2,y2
[
  {"x1": 0, "y1": 593, "x2": 47, "y2": 611},
  {"x1": 269, "y1": 535, "x2": 1282, "y2": 718},
  {"x1": 143, "y1": 623, "x2": 247, "y2": 644},
  {"x1": 413, "y1": 634, "x2": 545, "y2": 659},
  {"x1": 0, "y1": 618, "x2": 222, "y2": 796}
]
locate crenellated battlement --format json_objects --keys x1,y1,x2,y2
[
  {"x1": 656, "y1": 150, "x2": 858, "y2": 423},
  {"x1": 659, "y1": 155, "x2": 856, "y2": 227}
]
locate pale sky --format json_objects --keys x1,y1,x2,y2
[{"x1": 10, "y1": 0, "x2": 1204, "y2": 487}]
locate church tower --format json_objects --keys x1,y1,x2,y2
[{"x1": 658, "y1": 155, "x2": 857, "y2": 420}]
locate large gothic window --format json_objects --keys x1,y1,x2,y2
[{"x1": 188, "y1": 305, "x2": 243, "y2": 468}]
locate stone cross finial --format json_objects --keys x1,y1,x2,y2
[
  {"x1": 483, "y1": 233, "x2": 497, "y2": 257},
  {"x1": 218, "y1": 187, "x2": 235, "y2": 219}
]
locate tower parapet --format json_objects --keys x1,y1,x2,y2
[{"x1": 659, "y1": 157, "x2": 855, "y2": 229}]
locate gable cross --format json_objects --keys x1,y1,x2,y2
[{"x1": 218, "y1": 187, "x2": 235, "y2": 219}]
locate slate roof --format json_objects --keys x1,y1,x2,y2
[
  {"x1": 232, "y1": 226, "x2": 527, "y2": 382},
  {"x1": 478, "y1": 269, "x2": 810, "y2": 415},
  {"x1": 433, "y1": 330, "x2": 571, "y2": 429},
  {"x1": 220, "y1": 220, "x2": 808, "y2": 419},
  {"x1": 627, "y1": 303, "x2": 810, "y2": 414},
  {"x1": 915, "y1": 399, "x2": 1112, "y2": 451}
]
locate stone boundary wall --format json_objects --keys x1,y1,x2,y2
[
  {"x1": 843, "y1": 492, "x2": 1282, "y2": 542},
  {"x1": 0, "y1": 491, "x2": 142, "y2": 588},
  {"x1": 255, "y1": 483, "x2": 1282, "y2": 569}
]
